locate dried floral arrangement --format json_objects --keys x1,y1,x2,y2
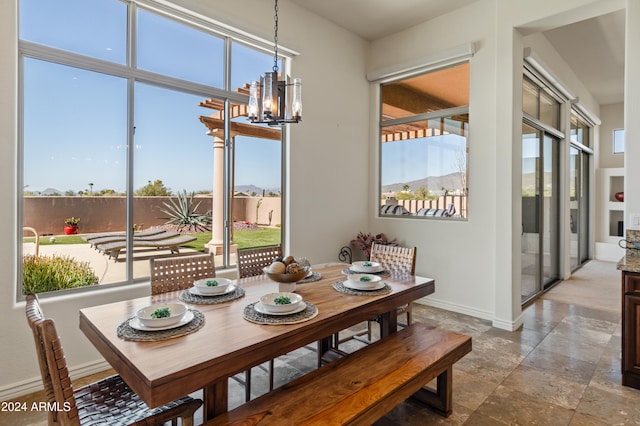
[{"x1": 350, "y1": 232, "x2": 397, "y2": 260}]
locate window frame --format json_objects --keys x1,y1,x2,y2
[
  {"x1": 17, "y1": 0, "x2": 289, "y2": 298},
  {"x1": 377, "y1": 62, "x2": 470, "y2": 220}
]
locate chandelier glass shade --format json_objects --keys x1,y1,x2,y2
[{"x1": 247, "y1": 0, "x2": 302, "y2": 126}]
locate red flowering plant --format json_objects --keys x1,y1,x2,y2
[{"x1": 350, "y1": 232, "x2": 397, "y2": 260}]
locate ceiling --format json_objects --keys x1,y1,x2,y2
[{"x1": 291, "y1": 0, "x2": 625, "y2": 105}]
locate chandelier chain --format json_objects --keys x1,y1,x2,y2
[{"x1": 272, "y1": 0, "x2": 279, "y2": 73}]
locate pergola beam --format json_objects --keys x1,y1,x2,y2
[{"x1": 198, "y1": 116, "x2": 281, "y2": 140}]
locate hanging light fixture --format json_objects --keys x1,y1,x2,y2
[{"x1": 248, "y1": 0, "x2": 302, "y2": 126}]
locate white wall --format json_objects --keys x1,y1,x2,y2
[
  {"x1": 600, "y1": 103, "x2": 625, "y2": 169},
  {"x1": 0, "y1": 0, "x2": 370, "y2": 398},
  {"x1": 367, "y1": 0, "x2": 626, "y2": 330},
  {"x1": 368, "y1": 0, "x2": 499, "y2": 323}
]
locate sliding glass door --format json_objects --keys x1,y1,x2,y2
[{"x1": 521, "y1": 124, "x2": 560, "y2": 303}]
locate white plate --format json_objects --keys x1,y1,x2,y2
[
  {"x1": 193, "y1": 277, "x2": 235, "y2": 295},
  {"x1": 343, "y1": 280, "x2": 386, "y2": 291},
  {"x1": 188, "y1": 284, "x2": 237, "y2": 297},
  {"x1": 129, "y1": 310, "x2": 194, "y2": 331},
  {"x1": 254, "y1": 301, "x2": 307, "y2": 316}
]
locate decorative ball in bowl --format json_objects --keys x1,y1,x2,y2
[
  {"x1": 263, "y1": 266, "x2": 309, "y2": 283},
  {"x1": 260, "y1": 292, "x2": 303, "y2": 313},
  {"x1": 193, "y1": 277, "x2": 234, "y2": 295},
  {"x1": 136, "y1": 303, "x2": 187, "y2": 328}
]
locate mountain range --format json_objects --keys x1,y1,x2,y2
[{"x1": 382, "y1": 172, "x2": 465, "y2": 193}]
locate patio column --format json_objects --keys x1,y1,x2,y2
[{"x1": 205, "y1": 134, "x2": 226, "y2": 255}]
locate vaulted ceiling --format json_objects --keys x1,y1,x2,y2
[{"x1": 291, "y1": 0, "x2": 625, "y2": 106}]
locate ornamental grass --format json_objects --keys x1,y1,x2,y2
[{"x1": 22, "y1": 254, "x2": 98, "y2": 294}]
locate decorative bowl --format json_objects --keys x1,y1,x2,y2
[
  {"x1": 263, "y1": 266, "x2": 310, "y2": 283},
  {"x1": 259, "y1": 292, "x2": 303, "y2": 313},
  {"x1": 194, "y1": 277, "x2": 234, "y2": 295},
  {"x1": 351, "y1": 260, "x2": 382, "y2": 273},
  {"x1": 348, "y1": 273, "x2": 382, "y2": 284},
  {"x1": 615, "y1": 192, "x2": 624, "y2": 202},
  {"x1": 136, "y1": 303, "x2": 187, "y2": 328}
]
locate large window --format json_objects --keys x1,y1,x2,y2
[
  {"x1": 19, "y1": 0, "x2": 285, "y2": 295},
  {"x1": 379, "y1": 63, "x2": 469, "y2": 219}
]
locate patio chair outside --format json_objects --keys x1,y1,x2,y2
[{"x1": 25, "y1": 294, "x2": 202, "y2": 426}]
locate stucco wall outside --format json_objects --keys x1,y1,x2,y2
[{"x1": 23, "y1": 196, "x2": 282, "y2": 235}]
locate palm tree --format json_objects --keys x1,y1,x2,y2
[{"x1": 88, "y1": 182, "x2": 94, "y2": 195}]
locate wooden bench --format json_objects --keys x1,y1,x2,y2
[{"x1": 205, "y1": 323, "x2": 471, "y2": 425}]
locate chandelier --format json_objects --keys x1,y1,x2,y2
[{"x1": 247, "y1": 0, "x2": 302, "y2": 126}]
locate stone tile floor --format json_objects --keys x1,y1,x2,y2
[{"x1": 3, "y1": 260, "x2": 638, "y2": 425}]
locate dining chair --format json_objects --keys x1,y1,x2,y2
[
  {"x1": 150, "y1": 252, "x2": 216, "y2": 295},
  {"x1": 236, "y1": 245, "x2": 283, "y2": 279},
  {"x1": 236, "y1": 245, "x2": 282, "y2": 400},
  {"x1": 370, "y1": 242, "x2": 417, "y2": 326},
  {"x1": 334, "y1": 243, "x2": 417, "y2": 348},
  {"x1": 24, "y1": 293, "x2": 202, "y2": 426}
]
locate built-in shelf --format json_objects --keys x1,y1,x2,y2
[{"x1": 596, "y1": 168, "x2": 625, "y2": 261}]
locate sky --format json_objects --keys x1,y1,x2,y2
[
  {"x1": 21, "y1": 0, "x2": 281, "y2": 194},
  {"x1": 20, "y1": 0, "x2": 459, "y2": 195}
]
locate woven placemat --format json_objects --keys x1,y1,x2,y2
[
  {"x1": 179, "y1": 286, "x2": 245, "y2": 305},
  {"x1": 243, "y1": 302, "x2": 318, "y2": 325},
  {"x1": 332, "y1": 281, "x2": 392, "y2": 296},
  {"x1": 297, "y1": 272, "x2": 322, "y2": 284},
  {"x1": 117, "y1": 309, "x2": 205, "y2": 342},
  {"x1": 341, "y1": 268, "x2": 390, "y2": 278}
]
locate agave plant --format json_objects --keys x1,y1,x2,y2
[{"x1": 160, "y1": 190, "x2": 212, "y2": 232}]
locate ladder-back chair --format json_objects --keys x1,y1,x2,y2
[
  {"x1": 236, "y1": 245, "x2": 283, "y2": 398},
  {"x1": 370, "y1": 242, "x2": 417, "y2": 326},
  {"x1": 333, "y1": 243, "x2": 417, "y2": 350},
  {"x1": 150, "y1": 253, "x2": 216, "y2": 295},
  {"x1": 236, "y1": 245, "x2": 283, "y2": 278},
  {"x1": 25, "y1": 294, "x2": 201, "y2": 426}
]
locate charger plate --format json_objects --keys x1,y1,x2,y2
[
  {"x1": 180, "y1": 286, "x2": 245, "y2": 305},
  {"x1": 117, "y1": 309, "x2": 205, "y2": 341},
  {"x1": 243, "y1": 301, "x2": 318, "y2": 325},
  {"x1": 332, "y1": 281, "x2": 391, "y2": 296}
]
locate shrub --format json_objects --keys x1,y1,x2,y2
[{"x1": 22, "y1": 254, "x2": 99, "y2": 294}]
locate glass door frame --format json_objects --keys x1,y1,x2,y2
[{"x1": 521, "y1": 115, "x2": 563, "y2": 304}]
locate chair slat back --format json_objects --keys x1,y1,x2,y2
[
  {"x1": 237, "y1": 246, "x2": 283, "y2": 278},
  {"x1": 25, "y1": 294, "x2": 80, "y2": 425},
  {"x1": 370, "y1": 243, "x2": 416, "y2": 276},
  {"x1": 150, "y1": 253, "x2": 216, "y2": 295}
]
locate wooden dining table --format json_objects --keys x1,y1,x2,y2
[{"x1": 79, "y1": 262, "x2": 435, "y2": 421}]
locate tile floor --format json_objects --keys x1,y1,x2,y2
[{"x1": 3, "y1": 260, "x2": 639, "y2": 425}]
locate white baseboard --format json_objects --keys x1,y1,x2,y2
[
  {"x1": 416, "y1": 297, "x2": 494, "y2": 321},
  {"x1": 492, "y1": 314, "x2": 524, "y2": 331},
  {"x1": 415, "y1": 297, "x2": 523, "y2": 331},
  {"x1": 0, "y1": 359, "x2": 110, "y2": 401}
]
